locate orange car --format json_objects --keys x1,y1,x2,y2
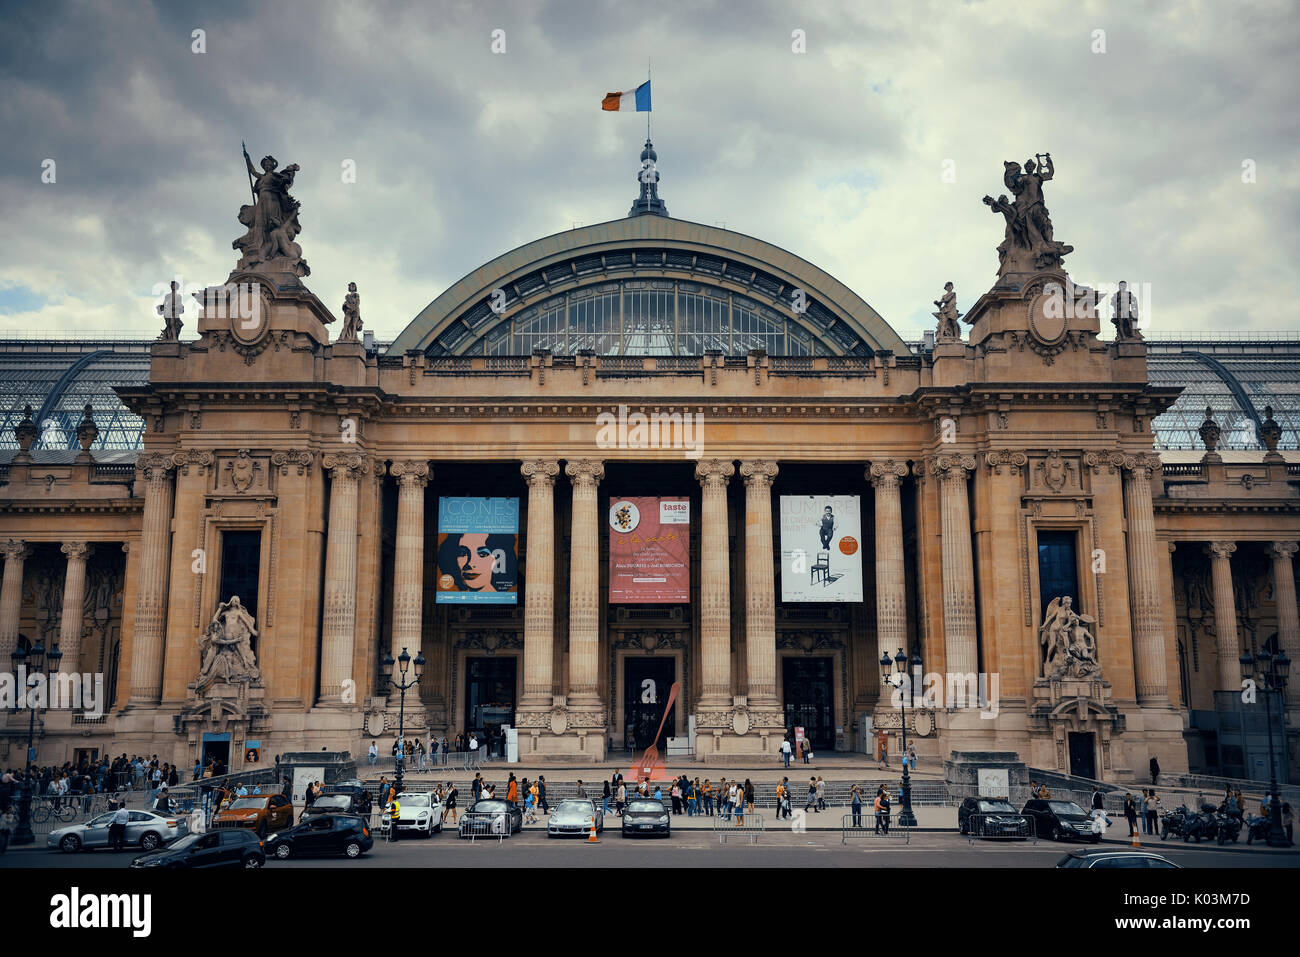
[{"x1": 212, "y1": 793, "x2": 294, "y2": 836}]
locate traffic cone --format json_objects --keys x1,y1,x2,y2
[
  {"x1": 588, "y1": 820, "x2": 599, "y2": 844},
  {"x1": 1131, "y1": 825, "x2": 1141, "y2": 848}
]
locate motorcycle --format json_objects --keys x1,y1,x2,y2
[
  {"x1": 1160, "y1": 804, "x2": 1191, "y2": 841},
  {"x1": 1182, "y1": 804, "x2": 1218, "y2": 843},
  {"x1": 1215, "y1": 811, "x2": 1242, "y2": 845},
  {"x1": 1244, "y1": 814, "x2": 1271, "y2": 845}
]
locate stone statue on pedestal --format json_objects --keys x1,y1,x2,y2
[
  {"x1": 194, "y1": 596, "x2": 261, "y2": 693},
  {"x1": 1111, "y1": 281, "x2": 1141, "y2": 339},
  {"x1": 984, "y1": 153, "x2": 1073, "y2": 277},
  {"x1": 1038, "y1": 596, "x2": 1100, "y2": 679},
  {"x1": 339, "y1": 282, "x2": 362, "y2": 343},
  {"x1": 933, "y1": 281, "x2": 962, "y2": 340},
  {"x1": 232, "y1": 144, "x2": 310, "y2": 279},
  {"x1": 157, "y1": 280, "x2": 184, "y2": 340}
]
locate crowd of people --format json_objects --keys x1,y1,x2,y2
[
  {"x1": 368, "y1": 731, "x2": 500, "y2": 770},
  {"x1": 0, "y1": 753, "x2": 192, "y2": 816}
]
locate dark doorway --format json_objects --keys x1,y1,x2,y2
[
  {"x1": 201, "y1": 736, "x2": 230, "y2": 774},
  {"x1": 219, "y1": 530, "x2": 262, "y2": 627},
  {"x1": 1068, "y1": 731, "x2": 1097, "y2": 779},
  {"x1": 623, "y1": 658, "x2": 676, "y2": 751},
  {"x1": 783, "y1": 657, "x2": 834, "y2": 751},
  {"x1": 465, "y1": 657, "x2": 517, "y2": 752}
]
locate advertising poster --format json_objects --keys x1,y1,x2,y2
[
  {"x1": 435, "y1": 497, "x2": 520, "y2": 604},
  {"x1": 779, "y1": 494, "x2": 863, "y2": 602},
  {"x1": 609, "y1": 497, "x2": 690, "y2": 603}
]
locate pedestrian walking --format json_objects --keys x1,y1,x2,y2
[
  {"x1": 444, "y1": 782, "x2": 458, "y2": 824},
  {"x1": 907, "y1": 743, "x2": 918, "y2": 771},
  {"x1": 816, "y1": 776, "x2": 826, "y2": 811},
  {"x1": 1124, "y1": 793, "x2": 1138, "y2": 836},
  {"x1": 1149, "y1": 755, "x2": 1160, "y2": 786},
  {"x1": 367, "y1": 741, "x2": 378, "y2": 766},
  {"x1": 702, "y1": 779, "x2": 714, "y2": 816},
  {"x1": 851, "y1": 785, "x2": 863, "y2": 828},
  {"x1": 805, "y1": 777, "x2": 818, "y2": 813},
  {"x1": 781, "y1": 736, "x2": 792, "y2": 768},
  {"x1": 670, "y1": 780, "x2": 682, "y2": 815},
  {"x1": 537, "y1": 775, "x2": 549, "y2": 814}
]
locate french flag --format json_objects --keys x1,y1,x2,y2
[{"x1": 602, "y1": 81, "x2": 651, "y2": 112}]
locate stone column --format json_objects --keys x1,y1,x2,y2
[
  {"x1": 1206, "y1": 541, "x2": 1240, "y2": 692},
  {"x1": 869, "y1": 460, "x2": 909, "y2": 694},
  {"x1": 127, "y1": 452, "x2": 175, "y2": 706},
  {"x1": 1124, "y1": 454, "x2": 1169, "y2": 704},
  {"x1": 520, "y1": 459, "x2": 560, "y2": 709},
  {"x1": 566, "y1": 459, "x2": 604, "y2": 709},
  {"x1": 0, "y1": 540, "x2": 30, "y2": 664},
  {"x1": 389, "y1": 461, "x2": 430, "y2": 666},
  {"x1": 1270, "y1": 541, "x2": 1299, "y2": 708},
  {"x1": 932, "y1": 454, "x2": 977, "y2": 676},
  {"x1": 696, "y1": 459, "x2": 735, "y2": 707},
  {"x1": 319, "y1": 452, "x2": 366, "y2": 704},
  {"x1": 740, "y1": 460, "x2": 779, "y2": 710},
  {"x1": 58, "y1": 542, "x2": 93, "y2": 671}
]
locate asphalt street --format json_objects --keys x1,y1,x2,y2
[{"x1": 5, "y1": 829, "x2": 1296, "y2": 868}]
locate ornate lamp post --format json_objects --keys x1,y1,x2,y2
[
  {"x1": 1238, "y1": 647, "x2": 1292, "y2": 847},
  {"x1": 880, "y1": 647, "x2": 922, "y2": 828},
  {"x1": 9, "y1": 639, "x2": 63, "y2": 846},
  {"x1": 381, "y1": 646, "x2": 425, "y2": 795}
]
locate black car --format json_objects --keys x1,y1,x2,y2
[
  {"x1": 1021, "y1": 798, "x2": 1100, "y2": 843},
  {"x1": 621, "y1": 798, "x2": 671, "y2": 838},
  {"x1": 303, "y1": 792, "x2": 369, "y2": 820},
  {"x1": 131, "y1": 829, "x2": 265, "y2": 869},
  {"x1": 458, "y1": 799, "x2": 523, "y2": 838},
  {"x1": 320, "y1": 782, "x2": 372, "y2": 816},
  {"x1": 1057, "y1": 849, "x2": 1180, "y2": 868},
  {"x1": 265, "y1": 814, "x2": 374, "y2": 860},
  {"x1": 957, "y1": 797, "x2": 1030, "y2": 838}
]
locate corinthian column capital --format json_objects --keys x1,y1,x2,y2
[
  {"x1": 929, "y1": 453, "x2": 976, "y2": 479},
  {"x1": 521, "y1": 458, "x2": 560, "y2": 487},
  {"x1": 390, "y1": 459, "x2": 431, "y2": 487},
  {"x1": 867, "y1": 459, "x2": 909, "y2": 487},
  {"x1": 322, "y1": 451, "x2": 368, "y2": 479},
  {"x1": 739, "y1": 459, "x2": 779, "y2": 487},
  {"x1": 695, "y1": 458, "x2": 735, "y2": 488},
  {"x1": 565, "y1": 459, "x2": 604, "y2": 487},
  {"x1": 136, "y1": 451, "x2": 176, "y2": 482}
]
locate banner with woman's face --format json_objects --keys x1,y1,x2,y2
[{"x1": 436, "y1": 497, "x2": 520, "y2": 603}]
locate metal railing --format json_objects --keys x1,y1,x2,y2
[
  {"x1": 714, "y1": 811, "x2": 764, "y2": 844},
  {"x1": 457, "y1": 810, "x2": 511, "y2": 843},
  {"x1": 840, "y1": 813, "x2": 912, "y2": 844},
  {"x1": 965, "y1": 812, "x2": 1037, "y2": 844}
]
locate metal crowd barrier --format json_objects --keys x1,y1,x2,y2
[
  {"x1": 965, "y1": 813, "x2": 1037, "y2": 845},
  {"x1": 714, "y1": 812, "x2": 764, "y2": 844},
  {"x1": 840, "y1": 813, "x2": 912, "y2": 844},
  {"x1": 458, "y1": 810, "x2": 510, "y2": 843}
]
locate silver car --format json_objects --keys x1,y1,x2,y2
[
  {"x1": 547, "y1": 799, "x2": 604, "y2": 838},
  {"x1": 48, "y1": 809, "x2": 187, "y2": 853}
]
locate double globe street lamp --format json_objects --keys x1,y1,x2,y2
[
  {"x1": 380, "y1": 646, "x2": 425, "y2": 795},
  {"x1": 8, "y1": 638, "x2": 63, "y2": 846},
  {"x1": 880, "y1": 646, "x2": 923, "y2": 828},
  {"x1": 1237, "y1": 647, "x2": 1291, "y2": 847}
]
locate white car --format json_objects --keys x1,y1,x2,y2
[{"x1": 388, "y1": 792, "x2": 443, "y2": 837}]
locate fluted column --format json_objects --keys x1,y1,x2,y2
[
  {"x1": 0, "y1": 540, "x2": 30, "y2": 665},
  {"x1": 319, "y1": 452, "x2": 366, "y2": 704},
  {"x1": 127, "y1": 453, "x2": 175, "y2": 706},
  {"x1": 1124, "y1": 455, "x2": 1169, "y2": 704},
  {"x1": 58, "y1": 542, "x2": 93, "y2": 671},
  {"x1": 869, "y1": 460, "x2": 909, "y2": 695},
  {"x1": 566, "y1": 459, "x2": 604, "y2": 708},
  {"x1": 389, "y1": 461, "x2": 430, "y2": 665},
  {"x1": 1271, "y1": 541, "x2": 1299, "y2": 709},
  {"x1": 696, "y1": 459, "x2": 735, "y2": 707},
  {"x1": 520, "y1": 459, "x2": 560, "y2": 708},
  {"x1": 740, "y1": 460, "x2": 779, "y2": 709},
  {"x1": 1206, "y1": 541, "x2": 1240, "y2": 692},
  {"x1": 932, "y1": 454, "x2": 977, "y2": 676}
]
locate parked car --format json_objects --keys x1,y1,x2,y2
[
  {"x1": 320, "y1": 782, "x2": 372, "y2": 816},
  {"x1": 212, "y1": 793, "x2": 294, "y2": 837},
  {"x1": 1021, "y1": 799, "x2": 1100, "y2": 843},
  {"x1": 388, "y1": 791, "x2": 443, "y2": 837},
  {"x1": 49, "y1": 809, "x2": 187, "y2": 853},
  {"x1": 303, "y1": 792, "x2": 369, "y2": 821},
  {"x1": 131, "y1": 829, "x2": 265, "y2": 868},
  {"x1": 1056, "y1": 849, "x2": 1181, "y2": 868},
  {"x1": 547, "y1": 799, "x2": 604, "y2": 838},
  {"x1": 957, "y1": 797, "x2": 1031, "y2": 838},
  {"x1": 621, "y1": 798, "x2": 671, "y2": 838},
  {"x1": 265, "y1": 814, "x2": 373, "y2": 860},
  {"x1": 458, "y1": 799, "x2": 522, "y2": 838}
]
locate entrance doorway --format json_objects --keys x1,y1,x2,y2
[
  {"x1": 783, "y1": 657, "x2": 834, "y2": 751},
  {"x1": 465, "y1": 657, "x2": 517, "y2": 756},
  {"x1": 624, "y1": 658, "x2": 675, "y2": 751},
  {"x1": 1068, "y1": 731, "x2": 1097, "y2": 779},
  {"x1": 201, "y1": 734, "x2": 230, "y2": 775}
]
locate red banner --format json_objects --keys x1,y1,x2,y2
[{"x1": 609, "y1": 497, "x2": 690, "y2": 603}]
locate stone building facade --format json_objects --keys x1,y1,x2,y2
[{"x1": 2, "y1": 149, "x2": 1298, "y2": 784}]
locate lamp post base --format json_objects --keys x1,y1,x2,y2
[
  {"x1": 898, "y1": 770, "x2": 917, "y2": 828},
  {"x1": 11, "y1": 786, "x2": 35, "y2": 846}
]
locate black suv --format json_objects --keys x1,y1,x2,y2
[
  {"x1": 266, "y1": 813, "x2": 374, "y2": 860},
  {"x1": 132, "y1": 829, "x2": 265, "y2": 869},
  {"x1": 1021, "y1": 798, "x2": 1100, "y2": 843},
  {"x1": 957, "y1": 797, "x2": 1030, "y2": 838}
]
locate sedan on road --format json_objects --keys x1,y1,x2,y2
[
  {"x1": 547, "y1": 799, "x2": 604, "y2": 838},
  {"x1": 131, "y1": 829, "x2": 265, "y2": 869},
  {"x1": 265, "y1": 814, "x2": 373, "y2": 860},
  {"x1": 49, "y1": 810, "x2": 187, "y2": 854},
  {"x1": 958, "y1": 798, "x2": 1031, "y2": 838},
  {"x1": 458, "y1": 799, "x2": 522, "y2": 838},
  {"x1": 1021, "y1": 799, "x2": 1101, "y2": 843},
  {"x1": 621, "y1": 798, "x2": 671, "y2": 838},
  {"x1": 1056, "y1": 849, "x2": 1181, "y2": 868}
]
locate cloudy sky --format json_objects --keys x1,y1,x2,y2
[{"x1": 1, "y1": 0, "x2": 1297, "y2": 342}]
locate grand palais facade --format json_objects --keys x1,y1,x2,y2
[{"x1": 2, "y1": 145, "x2": 1298, "y2": 785}]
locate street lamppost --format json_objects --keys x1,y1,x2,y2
[
  {"x1": 381, "y1": 646, "x2": 425, "y2": 795},
  {"x1": 1238, "y1": 647, "x2": 1291, "y2": 847},
  {"x1": 8, "y1": 638, "x2": 63, "y2": 846},
  {"x1": 881, "y1": 646, "x2": 922, "y2": 828}
]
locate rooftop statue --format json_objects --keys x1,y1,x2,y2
[
  {"x1": 156, "y1": 280, "x2": 184, "y2": 340},
  {"x1": 339, "y1": 282, "x2": 363, "y2": 343},
  {"x1": 232, "y1": 143, "x2": 310, "y2": 279},
  {"x1": 983, "y1": 153, "x2": 1073, "y2": 277},
  {"x1": 932, "y1": 281, "x2": 962, "y2": 341}
]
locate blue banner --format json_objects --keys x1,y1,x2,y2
[{"x1": 436, "y1": 497, "x2": 520, "y2": 604}]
